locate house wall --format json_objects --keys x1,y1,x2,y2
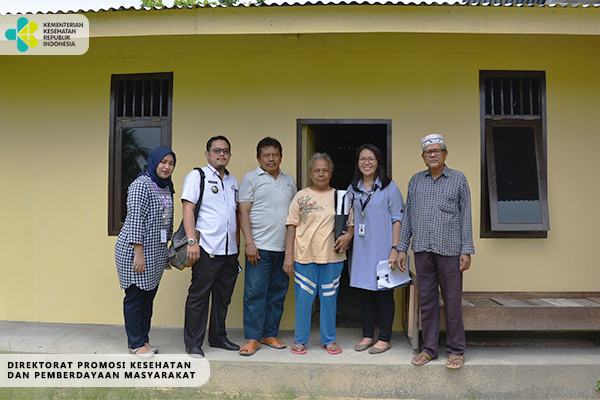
[{"x1": 1, "y1": 29, "x2": 599, "y2": 330}]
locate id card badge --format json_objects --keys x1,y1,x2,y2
[
  {"x1": 160, "y1": 229, "x2": 167, "y2": 243},
  {"x1": 358, "y1": 223, "x2": 366, "y2": 237}
]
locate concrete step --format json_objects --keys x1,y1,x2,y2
[{"x1": 1, "y1": 322, "x2": 599, "y2": 399}]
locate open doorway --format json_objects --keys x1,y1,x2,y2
[{"x1": 296, "y1": 119, "x2": 392, "y2": 328}]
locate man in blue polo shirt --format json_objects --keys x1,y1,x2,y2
[{"x1": 238, "y1": 137, "x2": 297, "y2": 356}]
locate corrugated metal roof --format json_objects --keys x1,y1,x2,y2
[{"x1": 3, "y1": 0, "x2": 598, "y2": 14}]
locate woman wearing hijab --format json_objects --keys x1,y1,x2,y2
[
  {"x1": 115, "y1": 146, "x2": 176, "y2": 357},
  {"x1": 347, "y1": 144, "x2": 405, "y2": 354}
]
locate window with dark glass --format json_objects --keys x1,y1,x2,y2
[
  {"x1": 108, "y1": 72, "x2": 173, "y2": 235},
  {"x1": 480, "y1": 71, "x2": 549, "y2": 238}
]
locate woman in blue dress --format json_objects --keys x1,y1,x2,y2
[
  {"x1": 347, "y1": 144, "x2": 405, "y2": 354},
  {"x1": 115, "y1": 146, "x2": 176, "y2": 357}
]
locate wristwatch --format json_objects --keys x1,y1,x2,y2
[
  {"x1": 392, "y1": 245, "x2": 402, "y2": 251},
  {"x1": 187, "y1": 238, "x2": 197, "y2": 246}
]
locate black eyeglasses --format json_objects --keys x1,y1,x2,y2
[
  {"x1": 423, "y1": 149, "x2": 444, "y2": 156},
  {"x1": 211, "y1": 147, "x2": 230, "y2": 155}
]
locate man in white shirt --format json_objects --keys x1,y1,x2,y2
[
  {"x1": 181, "y1": 135, "x2": 240, "y2": 357},
  {"x1": 238, "y1": 137, "x2": 297, "y2": 356}
]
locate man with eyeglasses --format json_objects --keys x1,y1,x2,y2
[
  {"x1": 397, "y1": 133, "x2": 474, "y2": 370},
  {"x1": 181, "y1": 135, "x2": 240, "y2": 357}
]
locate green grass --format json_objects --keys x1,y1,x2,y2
[{"x1": 0, "y1": 387, "x2": 301, "y2": 400}]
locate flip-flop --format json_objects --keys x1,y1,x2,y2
[
  {"x1": 291, "y1": 342, "x2": 306, "y2": 355},
  {"x1": 239, "y1": 340, "x2": 261, "y2": 356},
  {"x1": 411, "y1": 351, "x2": 433, "y2": 365},
  {"x1": 446, "y1": 354, "x2": 465, "y2": 369},
  {"x1": 261, "y1": 337, "x2": 286, "y2": 349},
  {"x1": 324, "y1": 342, "x2": 342, "y2": 355}
]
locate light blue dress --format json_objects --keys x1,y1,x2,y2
[{"x1": 347, "y1": 178, "x2": 405, "y2": 291}]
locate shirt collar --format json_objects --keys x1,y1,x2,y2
[
  {"x1": 358, "y1": 177, "x2": 381, "y2": 192},
  {"x1": 425, "y1": 165, "x2": 449, "y2": 178},
  {"x1": 206, "y1": 163, "x2": 229, "y2": 178},
  {"x1": 256, "y1": 166, "x2": 283, "y2": 179}
]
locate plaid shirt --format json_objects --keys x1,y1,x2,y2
[
  {"x1": 398, "y1": 165, "x2": 475, "y2": 256},
  {"x1": 115, "y1": 174, "x2": 174, "y2": 291}
]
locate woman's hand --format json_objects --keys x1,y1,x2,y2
[
  {"x1": 334, "y1": 232, "x2": 352, "y2": 253},
  {"x1": 334, "y1": 226, "x2": 354, "y2": 253},
  {"x1": 132, "y1": 244, "x2": 145, "y2": 273},
  {"x1": 283, "y1": 255, "x2": 295, "y2": 277},
  {"x1": 389, "y1": 248, "x2": 400, "y2": 271}
]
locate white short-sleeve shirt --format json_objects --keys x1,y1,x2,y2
[{"x1": 181, "y1": 164, "x2": 239, "y2": 256}]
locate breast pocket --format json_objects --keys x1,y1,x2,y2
[{"x1": 439, "y1": 194, "x2": 459, "y2": 215}]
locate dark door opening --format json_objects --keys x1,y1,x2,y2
[{"x1": 296, "y1": 119, "x2": 392, "y2": 328}]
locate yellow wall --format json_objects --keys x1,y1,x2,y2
[{"x1": 1, "y1": 29, "x2": 599, "y2": 330}]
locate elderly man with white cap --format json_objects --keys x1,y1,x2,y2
[{"x1": 397, "y1": 134, "x2": 474, "y2": 370}]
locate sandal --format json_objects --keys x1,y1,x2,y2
[
  {"x1": 129, "y1": 346, "x2": 155, "y2": 358},
  {"x1": 324, "y1": 342, "x2": 342, "y2": 355},
  {"x1": 354, "y1": 339, "x2": 374, "y2": 352},
  {"x1": 239, "y1": 340, "x2": 261, "y2": 356},
  {"x1": 446, "y1": 354, "x2": 465, "y2": 370},
  {"x1": 291, "y1": 342, "x2": 306, "y2": 355},
  {"x1": 261, "y1": 337, "x2": 286, "y2": 349},
  {"x1": 411, "y1": 351, "x2": 433, "y2": 366}
]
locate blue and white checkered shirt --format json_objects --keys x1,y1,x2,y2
[
  {"x1": 115, "y1": 174, "x2": 174, "y2": 291},
  {"x1": 398, "y1": 165, "x2": 475, "y2": 256}
]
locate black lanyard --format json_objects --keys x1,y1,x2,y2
[{"x1": 359, "y1": 186, "x2": 378, "y2": 215}]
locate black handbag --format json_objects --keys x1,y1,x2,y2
[
  {"x1": 168, "y1": 168, "x2": 205, "y2": 270},
  {"x1": 334, "y1": 190, "x2": 353, "y2": 251}
]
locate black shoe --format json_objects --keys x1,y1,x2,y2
[
  {"x1": 186, "y1": 346, "x2": 204, "y2": 357},
  {"x1": 209, "y1": 340, "x2": 240, "y2": 351}
]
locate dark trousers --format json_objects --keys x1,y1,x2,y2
[
  {"x1": 360, "y1": 288, "x2": 395, "y2": 343},
  {"x1": 184, "y1": 247, "x2": 239, "y2": 348},
  {"x1": 414, "y1": 252, "x2": 465, "y2": 358},
  {"x1": 123, "y1": 284, "x2": 158, "y2": 349},
  {"x1": 243, "y1": 250, "x2": 289, "y2": 340}
]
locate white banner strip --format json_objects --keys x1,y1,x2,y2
[{"x1": 0, "y1": 354, "x2": 210, "y2": 387}]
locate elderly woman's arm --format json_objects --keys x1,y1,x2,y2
[
  {"x1": 333, "y1": 227, "x2": 354, "y2": 253},
  {"x1": 283, "y1": 225, "x2": 296, "y2": 277}
]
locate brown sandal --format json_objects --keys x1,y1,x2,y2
[
  {"x1": 261, "y1": 337, "x2": 286, "y2": 349},
  {"x1": 239, "y1": 340, "x2": 261, "y2": 356},
  {"x1": 446, "y1": 354, "x2": 465, "y2": 369},
  {"x1": 411, "y1": 351, "x2": 433, "y2": 366}
]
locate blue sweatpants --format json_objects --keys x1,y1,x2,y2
[{"x1": 293, "y1": 261, "x2": 344, "y2": 346}]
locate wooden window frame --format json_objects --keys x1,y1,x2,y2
[
  {"x1": 108, "y1": 72, "x2": 173, "y2": 236},
  {"x1": 480, "y1": 71, "x2": 549, "y2": 238}
]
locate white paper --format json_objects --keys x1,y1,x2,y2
[
  {"x1": 376, "y1": 256, "x2": 411, "y2": 289},
  {"x1": 336, "y1": 190, "x2": 352, "y2": 215}
]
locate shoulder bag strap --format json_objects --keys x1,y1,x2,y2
[{"x1": 192, "y1": 167, "x2": 205, "y2": 220}]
